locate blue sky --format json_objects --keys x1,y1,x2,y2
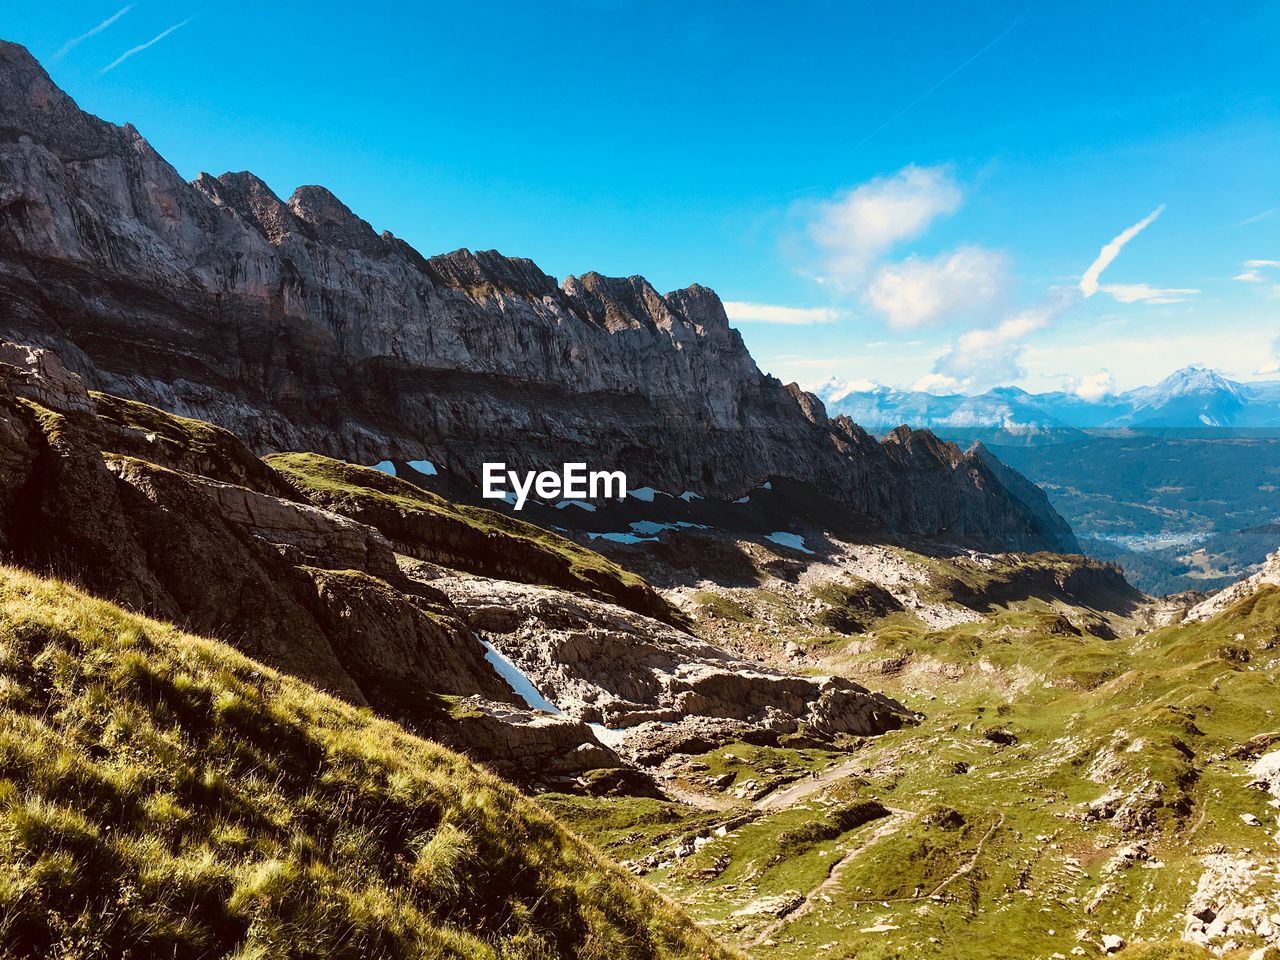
[{"x1": 4, "y1": 1, "x2": 1279, "y2": 395}]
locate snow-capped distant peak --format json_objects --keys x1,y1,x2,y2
[
  {"x1": 1150, "y1": 365, "x2": 1241, "y2": 399},
  {"x1": 813, "y1": 364, "x2": 1280, "y2": 431}
]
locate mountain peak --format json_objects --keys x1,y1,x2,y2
[
  {"x1": 663, "y1": 284, "x2": 734, "y2": 340},
  {"x1": 287, "y1": 185, "x2": 383, "y2": 252},
  {"x1": 193, "y1": 171, "x2": 299, "y2": 243},
  {"x1": 1153, "y1": 365, "x2": 1237, "y2": 396},
  {"x1": 562, "y1": 272, "x2": 676, "y2": 333},
  {"x1": 0, "y1": 40, "x2": 121, "y2": 158}
]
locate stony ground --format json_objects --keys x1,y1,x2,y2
[{"x1": 543, "y1": 536, "x2": 1280, "y2": 960}]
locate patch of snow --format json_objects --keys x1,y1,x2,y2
[
  {"x1": 370, "y1": 461, "x2": 396, "y2": 476},
  {"x1": 481, "y1": 640, "x2": 561, "y2": 714},
  {"x1": 555, "y1": 499, "x2": 597, "y2": 512},
  {"x1": 734, "y1": 495, "x2": 750, "y2": 504},
  {"x1": 587, "y1": 532, "x2": 657, "y2": 544},
  {"x1": 628, "y1": 520, "x2": 709, "y2": 536},
  {"x1": 760, "y1": 481, "x2": 772, "y2": 490},
  {"x1": 766, "y1": 531, "x2": 813, "y2": 554},
  {"x1": 679, "y1": 490, "x2": 703, "y2": 501},
  {"x1": 406, "y1": 459, "x2": 438, "y2": 476},
  {"x1": 629, "y1": 520, "x2": 671, "y2": 535},
  {"x1": 588, "y1": 723, "x2": 630, "y2": 747},
  {"x1": 629, "y1": 486, "x2": 659, "y2": 502}
]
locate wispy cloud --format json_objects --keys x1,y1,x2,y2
[
  {"x1": 800, "y1": 166, "x2": 1013, "y2": 332},
  {"x1": 722, "y1": 301, "x2": 841, "y2": 325},
  {"x1": 1233, "y1": 259, "x2": 1280, "y2": 283},
  {"x1": 1079, "y1": 205, "x2": 1165, "y2": 298},
  {"x1": 1096, "y1": 282, "x2": 1198, "y2": 304},
  {"x1": 1236, "y1": 208, "x2": 1279, "y2": 227},
  {"x1": 54, "y1": 5, "x2": 133, "y2": 61},
  {"x1": 100, "y1": 17, "x2": 191, "y2": 75},
  {"x1": 926, "y1": 291, "x2": 1074, "y2": 391},
  {"x1": 854, "y1": 5, "x2": 1029, "y2": 149}
]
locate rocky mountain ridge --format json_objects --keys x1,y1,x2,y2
[{"x1": 0, "y1": 39, "x2": 1073, "y2": 553}]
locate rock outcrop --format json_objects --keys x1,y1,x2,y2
[
  {"x1": 0, "y1": 40, "x2": 1076, "y2": 554},
  {"x1": 1186, "y1": 550, "x2": 1280, "y2": 622},
  {"x1": 434, "y1": 575, "x2": 913, "y2": 762},
  {"x1": 0, "y1": 342, "x2": 634, "y2": 782}
]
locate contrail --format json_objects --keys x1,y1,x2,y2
[
  {"x1": 1079, "y1": 205, "x2": 1165, "y2": 297},
  {"x1": 53, "y1": 5, "x2": 134, "y2": 61},
  {"x1": 855, "y1": 5, "x2": 1030, "y2": 149},
  {"x1": 99, "y1": 17, "x2": 191, "y2": 75}
]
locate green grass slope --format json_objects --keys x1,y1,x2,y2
[
  {"x1": 266, "y1": 452, "x2": 678, "y2": 623},
  {"x1": 0, "y1": 565, "x2": 733, "y2": 960},
  {"x1": 552, "y1": 578, "x2": 1280, "y2": 959}
]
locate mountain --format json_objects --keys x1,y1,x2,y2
[
  {"x1": 817, "y1": 366, "x2": 1280, "y2": 434},
  {"x1": 5, "y1": 36, "x2": 1280, "y2": 960},
  {"x1": 9, "y1": 332, "x2": 1280, "y2": 959},
  {"x1": 0, "y1": 40, "x2": 1073, "y2": 554},
  {"x1": 1123, "y1": 365, "x2": 1249, "y2": 427}
]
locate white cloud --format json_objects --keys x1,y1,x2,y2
[
  {"x1": 806, "y1": 165, "x2": 961, "y2": 286},
  {"x1": 802, "y1": 376, "x2": 880, "y2": 400},
  {"x1": 929, "y1": 291, "x2": 1076, "y2": 392},
  {"x1": 54, "y1": 4, "x2": 133, "y2": 60},
  {"x1": 722, "y1": 301, "x2": 841, "y2": 325},
  {"x1": 1096, "y1": 282, "x2": 1198, "y2": 304},
  {"x1": 100, "y1": 18, "x2": 192, "y2": 74},
  {"x1": 1079, "y1": 205, "x2": 1165, "y2": 298},
  {"x1": 1257, "y1": 337, "x2": 1280, "y2": 375},
  {"x1": 911, "y1": 373, "x2": 965, "y2": 393},
  {"x1": 866, "y1": 246, "x2": 1009, "y2": 329},
  {"x1": 1233, "y1": 259, "x2": 1280, "y2": 283},
  {"x1": 1066, "y1": 371, "x2": 1116, "y2": 401}
]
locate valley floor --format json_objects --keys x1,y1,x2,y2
[{"x1": 543, "y1": 534, "x2": 1280, "y2": 960}]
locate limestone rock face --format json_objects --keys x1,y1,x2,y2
[
  {"x1": 435, "y1": 576, "x2": 913, "y2": 760},
  {"x1": 1186, "y1": 550, "x2": 1280, "y2": 621},
  {"x1": 0, "y1": 341, "x2": 515, "y2": 724},
  {"x1": 0, "y1": 40, "x2": 1076, "y2": 554}
]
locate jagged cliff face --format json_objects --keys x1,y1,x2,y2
[{"x1": 0, "y1": 40, "x2": 1077, "y2": 552}]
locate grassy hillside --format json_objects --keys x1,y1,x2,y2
[
  {"x1": 267, "y1": 453, "x2": 678, "y2": 623},
  {"x1": 555, "y1": 568, "x2": 1280, "y2": 958},
  {"x1": 0, "y1": 565, "x2": 732, "y2": 959}
]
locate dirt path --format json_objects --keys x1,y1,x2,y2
[
  {"x1": 928, "y1": 812, "x2": 1004, "y2": 897},
  {"x1": 661, "y1": 781, "x2": 736, "y2": 812},
  {"x1": 834, "y1": 811, "x2": 1006, "y2": 906},
  {"x1": 753, "y1": 757, "x2": 865, "y2": 811},
  {"x1": 750, "y1": 810, "x2": 913, "y2": 946}
]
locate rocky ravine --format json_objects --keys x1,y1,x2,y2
[
  {"x1": 0, "y1": 340, "x2": 911, "y2": 788},
  {"x1": 0, "y1": 40, "x2": 1075, "y2": 554},
  {"x1": 434, "y1": 576, "x2": 911, "y2": 767}
]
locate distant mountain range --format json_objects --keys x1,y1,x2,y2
[{"x1": 813, "y1": 367, "x2": 1280, "y2": 436}]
